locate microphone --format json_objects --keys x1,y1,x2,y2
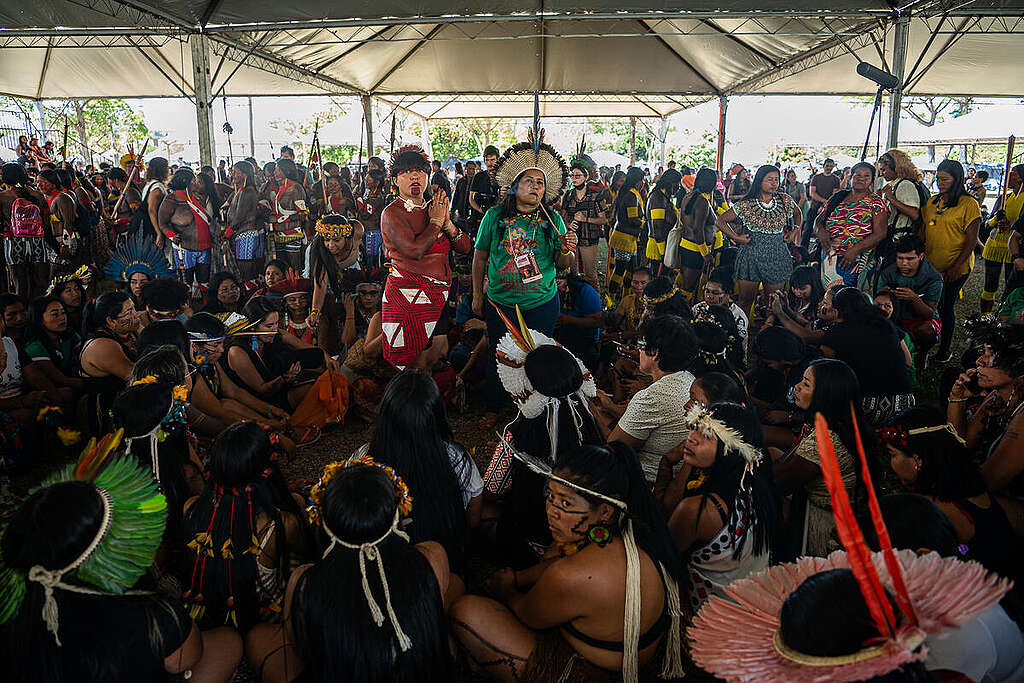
[{"x1": 856, "y1": 62, "x2": 901, "y2": 90}]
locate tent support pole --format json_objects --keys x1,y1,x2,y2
[
  {"x1": 887, "y1": 14, "x2": 910, "y2": 150},
  {"x1": 362, "y1": 95, "x2": 374, "y2": 158},
  {"x1": 248, "y1": 97, "x2": 255, "y2": 157},
  {"x1": 717, "y1": 95, "x2": 728, "y2": 175},
  {"x1": 629, "y1": 117, "x2": 637, "y2": 167},
  {"x1": 659, "y1": 117, "x2": 669, "y2": 170},
  {"x1": 190, "y1": 33, "x2": 217, "y2": 168}
]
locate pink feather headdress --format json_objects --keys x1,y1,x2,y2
[{"x1": 687, "y1": 407, "x2": 1012, "y2": 682}]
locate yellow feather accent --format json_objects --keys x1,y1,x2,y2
[
  {"x1": 514, "y1": 305, "x2": 536, "y2": 351},
  {"x1": 221, "y1": 539, "x2": 234, "y2": 560}
]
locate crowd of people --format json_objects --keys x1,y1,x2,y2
[{"x1": 1, "y1": 128, "x2": 1023, "y2": 683}]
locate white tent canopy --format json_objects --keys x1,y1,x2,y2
[
  {"x1": 3, "y1": 0, "x2": 1023, "y2": 163},
  {"x1": 3, "y1": 1, "x2": 1024, "y2": 108}
]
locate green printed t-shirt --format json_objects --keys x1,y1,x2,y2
[{"x1": 474, "y1": 205, "x2": 567, "y2": 310}]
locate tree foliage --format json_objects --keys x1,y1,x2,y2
[
  {"x1": 1, "y1": 96, "x2": 149, "y2": 163},
  {"x1": 848, "y1": 94, "x2": 975, "y2": 127},
  {"x1": 410, "y1": 119, "x2": 516, "y2": 160},
  {"x1": 668, "y1": 130, "x2": 718, "y2": 170}
]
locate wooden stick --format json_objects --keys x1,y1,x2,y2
[
  {"x1": 108, "y1": 139, "x2": 149, "y2": 218},
  {"x1": 996, "y1": 135, "x2": 1016, "y2": 218},
  {"x1": 316, "y1": 135, "x2": 328, "y2": 208},
  {"x1": 61, "y1": 117, "x2": 69, "y2": 168}
]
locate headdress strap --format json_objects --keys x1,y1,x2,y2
[
  {"x1": 28, "y1": 487, "x2": 112, "y2": 646},
  {"x1": 322, "y1": 508, "x2": 413, "y2": 651}
]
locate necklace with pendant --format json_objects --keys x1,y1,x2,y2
[{"x1": 402, "y1": 197, "x2": 427, "y2": 212}]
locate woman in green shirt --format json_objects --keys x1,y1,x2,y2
[
  {"x1": 471, "y1": 140, "x2": 576, "y2": 418},
  {"x1": 23, "y1": 295, "x2": 82, "y2": 394}
]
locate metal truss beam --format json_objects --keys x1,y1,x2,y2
[{"x1": 727, "y1": 21, "x2": 883, "y2": 94}]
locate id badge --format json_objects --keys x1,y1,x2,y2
[{"x1": 514, "y1": 252, "x2": 543, "y2": 283}]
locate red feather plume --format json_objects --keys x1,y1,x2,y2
[{"x1": 814, "y1": 414, "x2": 899, "y2": 639}]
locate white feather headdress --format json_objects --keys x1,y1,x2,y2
[
  {"x1": 684, "y1": 403, "x2": 762, "y2": 472},
  {"x1": 491, "y1": 135, "x2": 569, "y2": 204}
]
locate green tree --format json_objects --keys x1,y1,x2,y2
[
  {"x1": 268, "y1": 97, "x2": 350, "y2": 160},
  {"x1": 847, "y1": 95, "x2": 974, "y2": 127},
  {"x1": 410, "y1": 119, "x2": 516, "y2": 160},
  {"x1": 668, "y1": 130, "x2": 717, "y2": 170},
  {"x1": 0, "y1": 96, "x2": 149, "y2": 163}
]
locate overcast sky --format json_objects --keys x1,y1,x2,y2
[{"x1": 133, "y1": 95, "x2": 1022, "y2": 166}]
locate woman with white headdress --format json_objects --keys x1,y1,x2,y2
[
  {"x1": 663, "y1": 401, "x2": 780, "y2": 612},
  {"x1": 470, "y1": 135, "x2": 577, "y2": 423},
  {"x1": 480, "y1": 316, "x2": 603, "y2": 569}
]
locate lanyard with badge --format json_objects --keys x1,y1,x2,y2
[{"x1": 506, "y1": 214, "x2": 544, "y2": 283}]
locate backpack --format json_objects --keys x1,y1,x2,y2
[
  {"x1": 893, "y1": 178, "x2": 930, "y2": 235},
  {"x1": 11, "y1": 196, "x2": 43, "y2": 238}
]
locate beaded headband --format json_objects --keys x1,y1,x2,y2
[
  {"x1": 307, "y1": 455, "x2": 412, "y2": 527},
  {"x1": 642, "y1": 287, "x2": 678, "y2": 307},
  {"x1": 315, "y1": 217, "x2": 356, "y2": 240},
  {"x1": 876, "y1": 422, "x2": 967, "y2": 448}
]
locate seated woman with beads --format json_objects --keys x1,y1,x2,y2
[
  {"x1": 183, "y1": 422, "x2": 312, "y2": 634},
  {"x1": 0, "y1": 435, "x2": 242, "y2": 683},
  {"x1": 186, "y1": 312, "x2": 292, "y2": 430},
  {"x1": 22, "y1": 295, "x2": 82, "y2": 397},
  {"x1": 480, "y1": 324, "x2": 602, "y2": 570},
  {"x1": 244, "y1": 458, "x2": 453, "y2": 683},
  {"x1": 221, "y1": 296, "x2": 337, "y2": 412},
  {"x1": 452, "y1": 441, "x2": 686, "y2": 683},
  {"x1": 658, "y1": 402, "x2": 779, "y2": 612}
]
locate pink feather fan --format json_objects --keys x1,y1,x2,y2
[{"x1": 687, "y1": 405, "x2": 1012, "y2": 682}]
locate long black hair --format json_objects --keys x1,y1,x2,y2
[
  {"x1": 291, "y1": 463, "x2": 452, "y2": 683},
  {"x1": 883, "y1": 406, "x2": 986, "y2": 501},
  {"x1": 203, "y1": 271, "x2": 244, "y2": 314},
  {"x1": 509, "y1": 344, "x2": 604, "y2": 463},
  {"x1": 742, "y1": 164, "x2": 780, "y2": 201},
  {"x1": 935, "y1": 158, "x2": 968, "y2": 209},
  {"x1": 613, "y1": 166, "x2": 646, "y2": 218},
  {"x1": 24, "y1": 296, "x2": 74, "y2": 359},
  {"x1": 82, "y1": 290, "x2": 130, "y2": 337},
  {"x1": 495, "y1": 170, "x2": 558, "y2": 245},
  {"x1": 276, "y1": 157, "x2": 300, "y2": 182},
  {"x1": 0, "y1": 481, "x2": 182, "y2": 683},
  {"x1": 696, "y1": 402, "x2": 780, "y2": 559},
  {"x1": 168, "y1": 168, "x2": 194, "y2": 192},
  {"x1": 368, "y1": 370, "x2": 469, "y2": 570},
  {"x1": 683, "y1": 167, "x2": 718, "y2": 215},
  {"x1": 788, "y1": 264, "x2": 825, "y2": 314},
  {"x1": 832, "y1": 287, "x2": 891, "y2": 333},
  {"x1": 805, "y1": 358, "x2": 874, "y2": 469},
  {"x1": 556, "y1": 441, "x2": 682, "y2": 578},
  {"x1": 232, "y1": 159, "x2": 256, "y2": 188},
  {"x1": 309, "y1": 214, "x2": 360, "y2": 296},
  {"x1": 184, "y1": 421, "x2": 309, "y2": 632}
]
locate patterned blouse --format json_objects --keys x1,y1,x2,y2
[
  {"x1": 825, "y1": 195, "x2": 887, "y2": 256},
  {"x1": 732, "y1": 192, "x2": 796, "y2": 234}
]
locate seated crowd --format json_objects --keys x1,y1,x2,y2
[{"x1": 1, "y1": 143, "x2": 1023, "y2": 682}]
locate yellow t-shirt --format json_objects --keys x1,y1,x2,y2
[
  {"x1": 922, "y1": 194, "x2": 980, "y2": 276},
  {"x1": 988, "y1": 189, "x2": 1024, "y2": 227}
]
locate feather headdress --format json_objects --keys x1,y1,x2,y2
[
  {"x1": 684, "y1": 403, "x2": 762, "y2": 472},
  {"x1": 45, "y1": 264, "x2": 92, "y2": 296},
  {"x1": 688, "y1": 407, "x2": 1012, "y2": 682},
  {"x1": 0, "y1": 430, "x2": 168, "y2": 645},
  {"x1": 104, "y1": 233, "x2": 174, "y2": 283},
  {"x1": 492, "y1": 135, "x2": 569, "y2": 204},
  {"x1": 493, "y1": 304, "x2": 595, "y2": 420}
]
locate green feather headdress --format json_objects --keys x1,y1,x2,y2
[{"x1": 0, "y1": 430, "x2": 167, "y2": 645}]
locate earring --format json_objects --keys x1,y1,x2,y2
[
  {"x1": 251, "y1": 336, "x2": 259, "y2": 351},
  {"x1": 587, "y1": 522, "x2": 612, "y2": 548}
]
